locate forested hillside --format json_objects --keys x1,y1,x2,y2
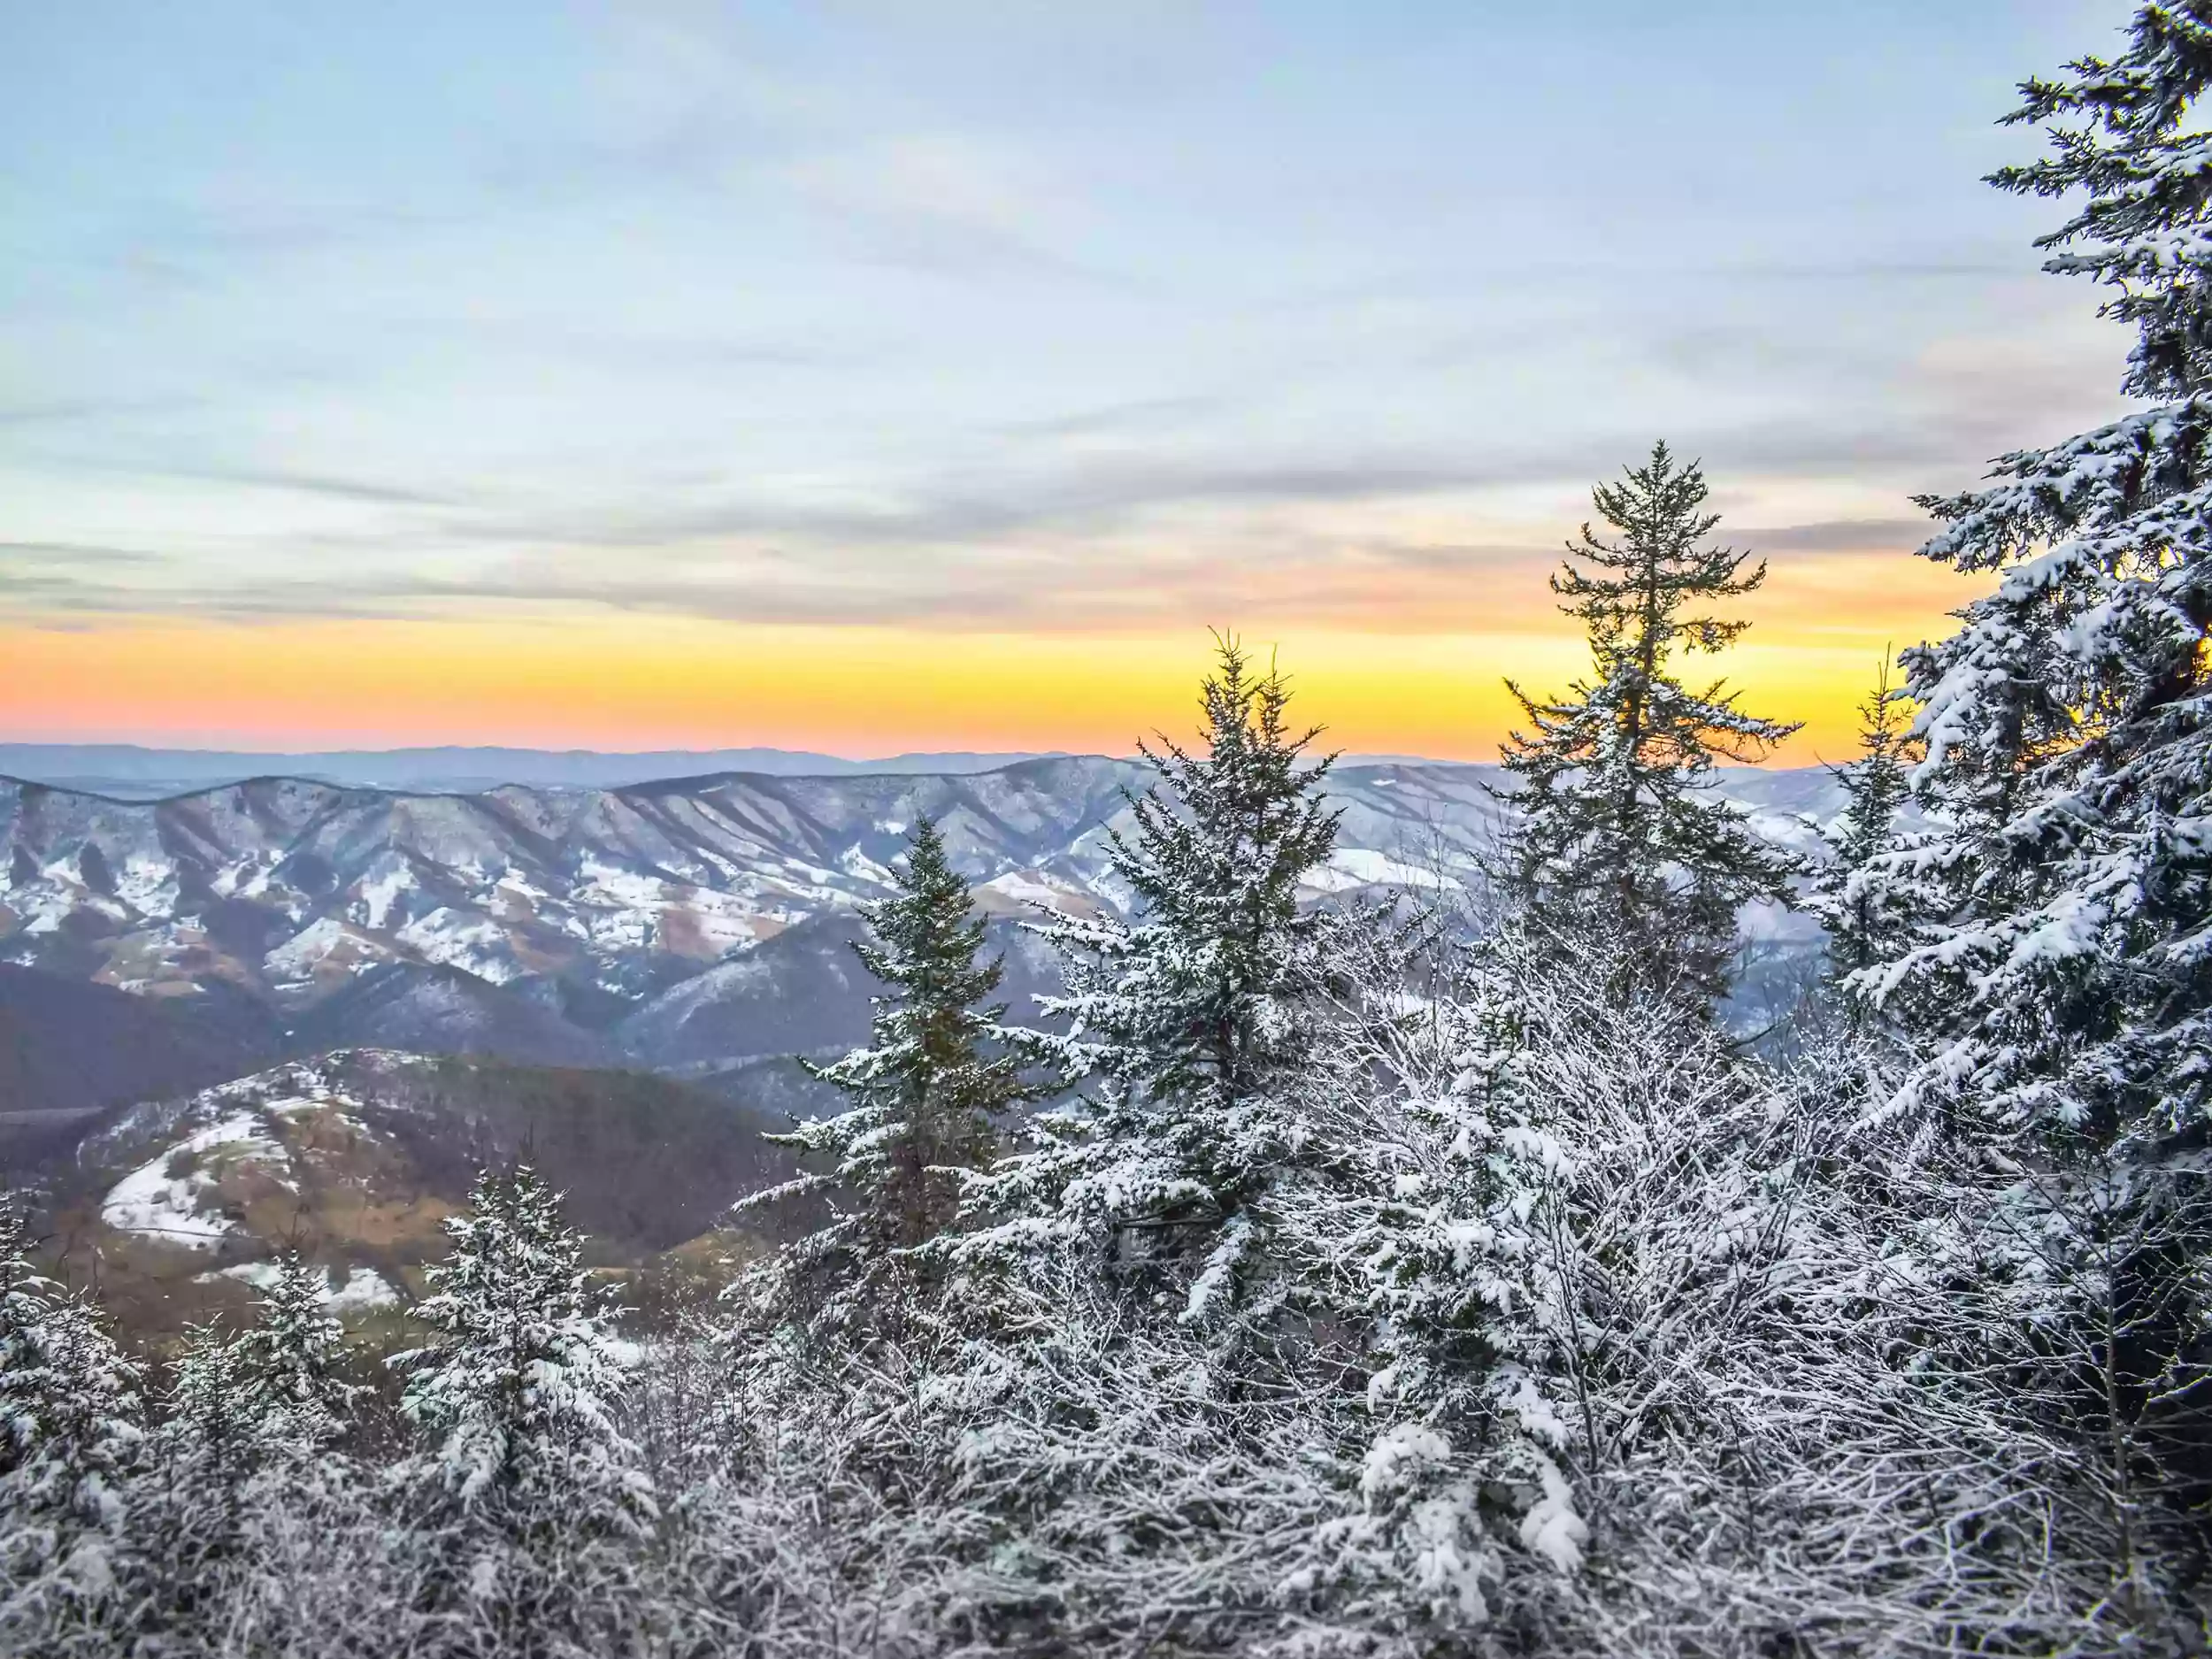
[{"x1": 4, "y1": 6, "x2": 2211, "y2": 1656}]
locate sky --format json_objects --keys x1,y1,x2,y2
[{"x1": 0, "y1": 0, "x2": 2139, "y2": 764}]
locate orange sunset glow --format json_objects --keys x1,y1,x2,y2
[{"x1": 2, "y1": 541, "x2": 1978, "y2": 764}]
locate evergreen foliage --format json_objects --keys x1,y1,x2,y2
[
  {"x1": 967, "y1": 636, "x2": 1351, "y2": 1311},
  {"x1": 7, "y1": 12, "x2": 2212, "y2": 1648},
  {"x1": 152, "y1": 1321, "x2": 259, "y2": 1508},
  {"x1": 740, "y1": 817, "x2": 1042, "y2": 1325},
  {"x1": 125, "y1": 1318, "x2": 260, "y2": 1635},
  {"x1": 1843, "y1": 4, "x2": 2212, "y2": 1631},
  {"x1": 1499, "y1": 443, "x2": 1800, "y2": 1000},
  {"x1": 235, "y1": 1250, "x2": 355, "y2": 1456},
  {"x1": 1809, "y1": 660, "x2": 1920, "y2": 984},
  {"x1": 1857, "y1": 2, "x2": 2212, "y2": 1155},
  {"x1": 0, "y1": 1199, "x2": 142, "y2": 1605},
  {"x1": 394, "y1": 1165, "x2": 655, "y2": 1543}
]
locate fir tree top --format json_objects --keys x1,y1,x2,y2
[
  {"x1": 1824, "y1": 660, "x2": 1916, "y2": 875},
  {"x1": 1499, "y1": 444, "x2": 1800, "y2": 998},
  {"x1": 1809, "y1": 659, "x2": 1921, "y2": 986},
  {"x1": 1056, "y1": 633, "x2": 1344, "y2": 1111},
  {"x1": 394, "y1": 1164, "x2": 654, "y2": 1535},
  {"x1": 738, "y1": 815, "x2": 1043, "y2": 1325},
  {"x1": 964, "y1": 637, "x2": 1354, "y2": 1302},
  {"x1": 844, "y1": 815, "x2": 1004, "y2": 1056},
  {"x1": 1995, "y1": 3, "x2": 2212, "y2": 404},
  {"x1": 235, "y1": 1250, "x2": 356, "y2": 1455}
]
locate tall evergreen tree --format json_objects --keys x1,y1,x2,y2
[
  {"x1": 969, "y1": 637, "x2": 1348, "y2": 1313},
  {"x1": 129, "y1": 1318, "x2": 260, "y2": 1624},
  {"x1": 129, "y1": 1261, "x2": 356, "y2": 1635},
  {"x1": 394, "y1": 1166, "x2": 654, "y2": 1543},
  {"x1": 741, "y1": 817, "x2": 1042, "y2": 1321},
  {"x1": 235, "y1": 1251, "x2": 355, "y2": 1457},
  {"x1": 1843, "y1": 11, "x2": 2212, "y2": 1624},
  {"x1": 1856, "y1": 5, "x2": 2212, "y2": 1151},
  {"x1": 1809, "y1": 660, "x2": 1919, "y2": 984},
  {"x1": 154, "y1": 1321, "x2": 258, "y2": 1502},
  {"x1": 1499, "y1": 443, "x2": 1800, "y2": 1000}
]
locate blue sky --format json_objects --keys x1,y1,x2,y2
[
  {"x1": 0, "y1": 1, "x2": 2131, "y2": 634},
  {"x1": 0, "y1": 3, "x2": 2160, "y2": 766}
]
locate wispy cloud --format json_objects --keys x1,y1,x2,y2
[
  {"x1": 0, "y1": 0, "x2": 2132, "y2": 667},
  {"x1": 0, "y1": 540, "x2": 165, "y2": 566},
  {"x1": 0, "y1": 397, "x2": 206, "y2": 427},
  {"x1": 1733, "y1": 518, "x2": 1932, "y2": 552}
]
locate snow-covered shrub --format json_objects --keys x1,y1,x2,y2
[
  {"x1": 0, "y1": 1198, "x2": 142, "y2": 1647},
  {"x1": 1465, "y1": 922, "x2": 2169, "y2": 1655}
]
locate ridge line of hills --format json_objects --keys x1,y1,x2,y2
[
  {"x1": 0, "y1": 743, "x2": 1502, "y2": 803},
  {"x1": 0, "y1": 757, "x2": 1839, "y2": 1165},
  {"x1": 0, "y1": 742, "x2": 1096, "y2": 800},
  {"x1": 0, "y1": 752, "x2": 1492, "y2": 807},
  {"x1": 0, "y1": 755, "x2": 1839, "y2": 1343}
]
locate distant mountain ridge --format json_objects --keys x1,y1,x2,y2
[
  {"x1": 0, "y1": 742, "x2": 1082, "y2": 800},
  {"x1": 0, "y1": 757, "x2": 1838, "y2": 1162},
  {"x1": 0, "y1": 742, "x2": 1495, "y2": 801}
]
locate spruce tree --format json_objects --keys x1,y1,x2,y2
[
  {"x1": 131, "y1": 1318, "x2": 259, "y2": 1620},
  {"x1": 1499, "y1": 443, "x2": 1800, "y2": 1001},
  {"x1": 744, "y1": 818, "x2": 1041, "y2": 1323},
  {"x1": 1855, "y1": 5, "x2": 2212, "y2": 1150},
  {"x1": 154, "y1": 1321, "x2": 258, "y2": 1502},
  {"x1": 235, "y1": 1252, "x2": 356, "y2": 1457},
  {"x1": 1809, "y1": 660, "x2": 1919, "y2": 984},
  {"x1": 971, "y1": 636, "x2": 1348, "y2": 1312},
  {"x1": 394, "y1": 1166, "x2": 654, "y2": 1542},
  {"x1": 1843, "y1": 9, "x2": 2212, "y2": 1622}
]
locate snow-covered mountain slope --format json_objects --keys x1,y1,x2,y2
[
  {"x1": 0, "y1": 758, "x2": 1846, "y2": 1085},
  {"x1": 0, "y1": 760, "x2": 1143, "y2": 1001},
  {"x1": 65, "y1": 1050, "x2": 799, "y2": 1340}
]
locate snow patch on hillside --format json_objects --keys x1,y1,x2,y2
[
  {"x1": 397, "y1": 907, "x2": 520, "y2": 982},
  {"x1": 200, "y1": 1260, "x2": 402, "y2": 1313},
  {"x1": 102, "y1": 1110, "x2": 290, "y2": 1248},
  {"x1": 265, "y1": 916, "x2": 385, "y2": 981},
  {"x1": 976, "y1": 871, "x2": 1092, "y2": 916},
  {"x1": 329, "y1": 1267, "x2": 401, "y2": 1312},
  {"x1": 354, "y1": 859, "x2": 418, "y2": 930}
]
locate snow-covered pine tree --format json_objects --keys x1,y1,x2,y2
[
  {"x1": 738, "y1": 818, "x2": 1042, "y2": 1327},
  {"x1": 1498, "y1": 443, "x2": 1800, "y2": 1002},
  {"x1": 127, "y1": 1318, "x2": 259, "y2": 1632},
  {"x1": 1845, "y1": 8, "x2": 2212, "y2": 1623},
  {"x1": 0, "y1": 1199, "x2": 142, "y2": 1594},
  {"x1": 152, "y1": 1320, "x2": 258, "y2": 1507},
  {"x1": 1809, "y1": 660, "x2": 1919, "y2": 985},
  {"x1": 966, "y1": 635, "x2": 1348, "y2": 1314},
  {"x1": 126, "y1": 1263, "x2": 357, "y2": 1645},
  {"x1": 235, "y1": 1251, "x2": 355, "y2": 1457},
  {"x1": 393, "y1": 1165, "x2": 654, "y2": 1544},
  {"x1": 1858, "y1": 1, "x2": 2212, "y2": 1156}
]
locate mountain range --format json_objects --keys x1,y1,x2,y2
[
  {"x1": 0, "y1": 754, "x2": 1837, "y2": 1104},
  {"x1": 0, "y1": 752, "x2": 1845, "y2": 1337},
  {"x1": 0, "y1": 742, "x2": 1075, "y2": 801}
]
